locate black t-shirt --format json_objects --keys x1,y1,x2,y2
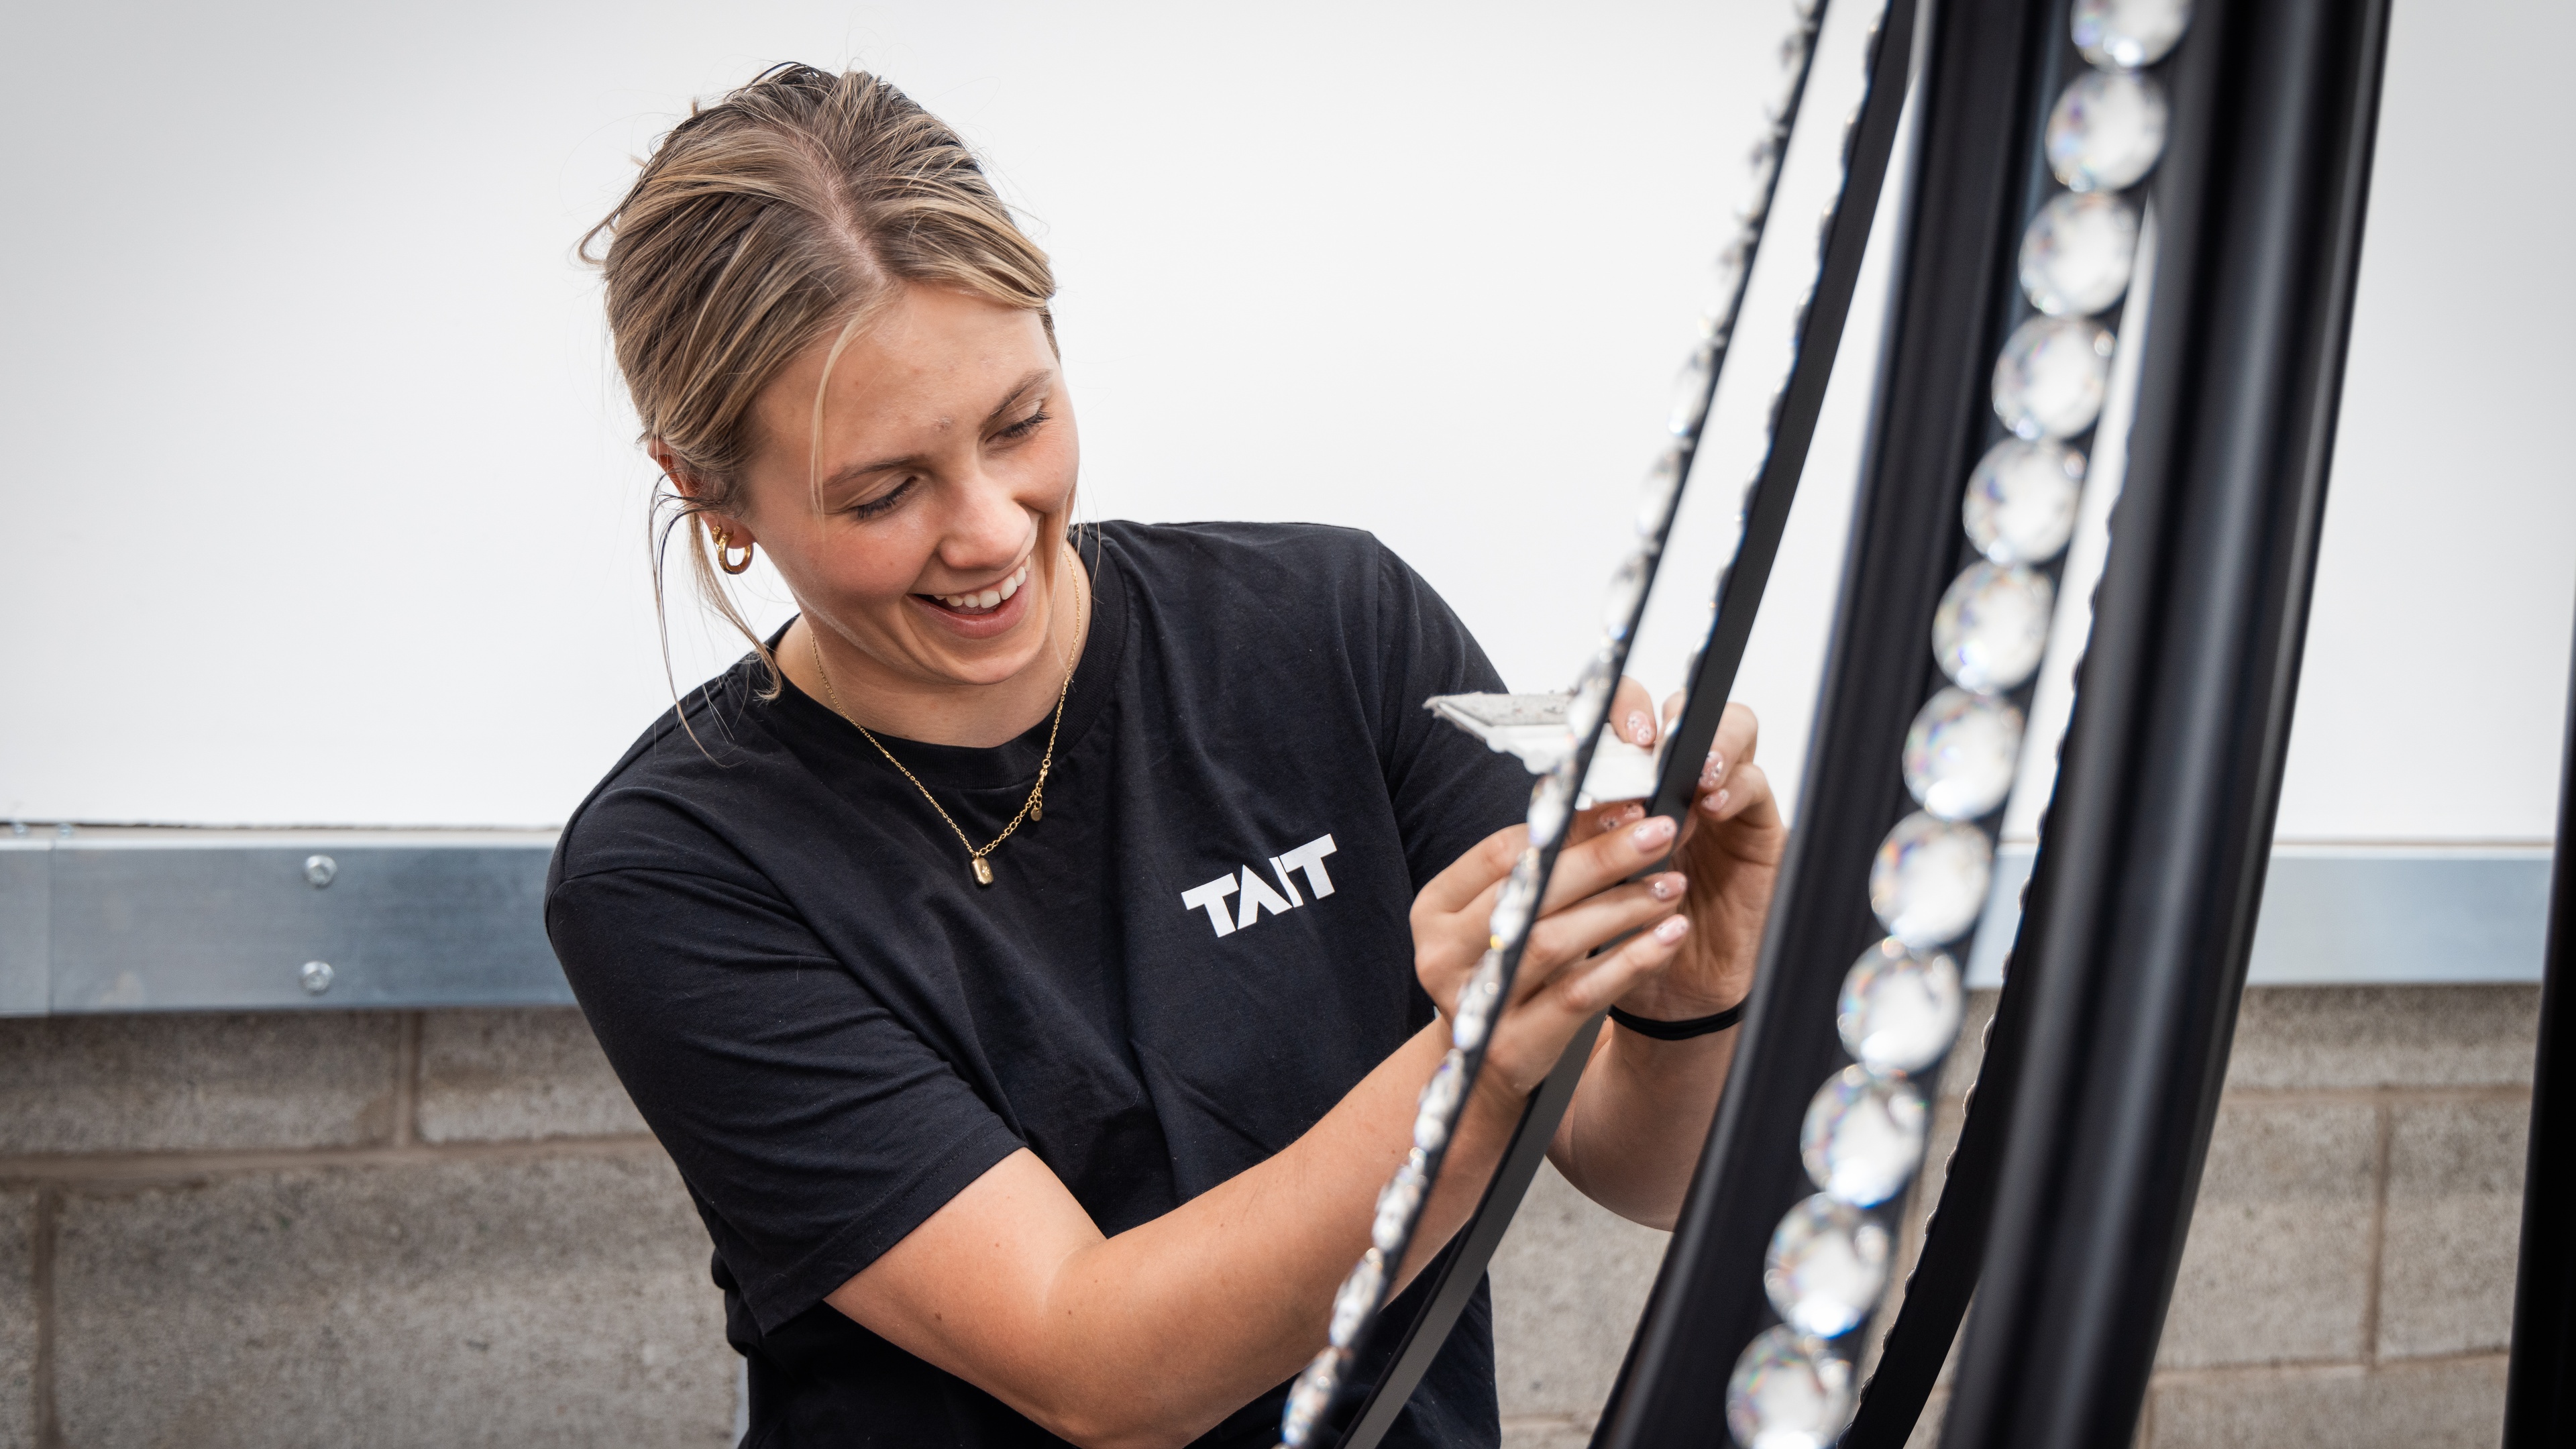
[{"x1": 547, "y1": 521, "x2": 1532, "y2": 1448}]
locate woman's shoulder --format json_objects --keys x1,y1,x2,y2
[
  {"x1": 1095, "y1": 518, "x2": 1389, "y2": 576},
  {"x1": 1091, "y1": 519, "x2": 1411, "y2": 624},
  {"x1": 549, "y1": 661, "x2": 794, "y2": 892}
]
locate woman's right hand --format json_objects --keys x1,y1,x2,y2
[{"x1": 1410, "y1": 811, "x2": 1693, "y2": 1099}]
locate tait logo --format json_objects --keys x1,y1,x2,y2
[{"x1": 1179, "y1": 835, "x2": 1339, "y2": 938}]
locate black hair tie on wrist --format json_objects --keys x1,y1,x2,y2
[{"x1": 1608, "y1": 1001, "x2": 1746, "y2": 1040}]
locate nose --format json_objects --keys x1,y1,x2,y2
[{"x1": 937, "y1": 465, "x2": 1035, "y2": 577}]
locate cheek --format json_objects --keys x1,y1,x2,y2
[
  {"x1": 1015, "y1": 430, "x2": 1081, "y2": 515},
  {"x1": 803, "y1": 519, "x2": 936, "y2": 606}
]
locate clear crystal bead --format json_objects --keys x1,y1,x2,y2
[
  {"x1": 2020, "y1": 191, "x2": 2140, "y2": 317},
  {"x1": 2072, "y1": 0, "x2": 2193, "y2": 68},
  {"x1": 1281, "y1": 1347, "x2": 1344, "y2": 1447},
  {"x1": 1904, "y1": 686, "x2": 2026, "y2": 821},
  {"x1": 1372, "y1": 1152, "x2": 1428, "y2": 1254},
  {"x1": 1634, "y1": 450, "x2": 1685, "y2": 539},
  {"x1": 1568, "y1": 655, "x2": 1616, "y2": 742},
  {"x1": 1763, "y1": 1194, "x2": 1894, "y2": 1338},
  {"x1": 1800, "y1": 1065, "x2": 1929, "y2": 1206},
  {"x1": 2046, "y1": 69, "x2": 2170, "y2": 193},
  {"x1": 1670, "y1": 343, "x2": 1717, "y2": 437},
  {"x1": 1868, "y1": 812, "x2": 1994, "y2": 948},
  {"x1": 1527, "y1": 773, "x2": 1572, "y2": 849},
  {"x1": 1964, "y1": 438, "x2": 2085, "y2": 564},
  {"x1": 1328, "y1": 1248, "x2": 1387, "y2": 1350},
  {"x1": 1748, "y1": 132, "x2": 1782, "y2": 197},
  {"x1": 1603, "y1": 551, "x2": 1652, "y2": 641},
  {"x1": 1994, "y1": 316, "x2": 2115, "y2": 439},
  {"x1": 1724, "y1": 1325, "x2": 1853, "y2": 1449},
  {"x1": 1452, "y1": 955, "x2": 1503, "y2": 1051},
  {"x1": 1419, "y1": 1050, "x2": 1466, "y2": 1124},
  {"x1": 1933, "y1": 561, "x2": 2055, "y2": 694},
  {"x1": 1490, "y1": 849, "x2": 1542, "y2": 945},
  {"x1": 1838, "y1": 938, "x2": 1968, "y2": 1077}
]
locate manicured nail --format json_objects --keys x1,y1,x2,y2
[
  {"x1": 1649, "y1": 873, "x2": 1683, "y2": 901},
  {"x1": 1654, "y1": 915, "x2": 1690, "y2": 943},
  {"x1": 1597, "y1": 809, "x2": 1625, "y2": 833},
  {"x1": 1702, "y1": 789, "x2": 1731, "y2": 815},
  {"x1": 1631, "y1": 816, "x2": 1676, "y2": 851},
  {"x1": 1702, "y1": 753, "x2": 1725, "y2": 786},
  {"x1": 1627, "y1": 710, "x2": 1652, "y2": 745}
]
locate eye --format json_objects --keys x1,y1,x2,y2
[
  {"x1": 848, "y1": 477, "x2": 916, "y2": 521},
  {"x1": 996, "y1": 407, "x2": 1050, "y2": 442}
]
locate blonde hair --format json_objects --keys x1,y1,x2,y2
[{"x1": 582, "y1": 64, "x2": 1057, "y2": 695}]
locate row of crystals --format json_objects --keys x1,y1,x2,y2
[
  {"x1": 1277, "y1": 1, "x2": 1842, "y2": 1442},
  {"x1": 1723, "y1": 1, "x2": 2192, "y2": 1444}
]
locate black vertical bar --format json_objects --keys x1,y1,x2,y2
[
  {"x1": 1937, "y1": 0, "x2": 2389, "y2": 1441},
  {"x1": 1589, "y1": 0, "x2": 2058, "y2": 1442},
  {"x1": 2505, "y1": 610, "x2": 2576, "y2": 1446},
  {"x1": 1326, "y1": 2, "x2": 1921, "y2": 1441}
]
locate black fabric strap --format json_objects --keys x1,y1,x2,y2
[{"x1": 1607, "y1": 1002, "x2": 1744, "y2": 1040}]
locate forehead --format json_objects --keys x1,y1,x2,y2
[{"x1": 759, "y1": 284, "x2": 1054, "y2": 450}]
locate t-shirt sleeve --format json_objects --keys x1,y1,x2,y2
[
  {"x1": 547, "y1": 860, "x2": 1024, "y2": 1336},
  {"x1": 1366, "y1": 541, "x2": 1540, "y2": 891}
]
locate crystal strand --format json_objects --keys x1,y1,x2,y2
[{"x1": 1280, "y1": 1, "x2": 1841, "y2": 1438}]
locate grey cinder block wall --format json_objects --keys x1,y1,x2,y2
[{"x1": 0, "y1": 986, "x2": 2539, "y2": 1448}]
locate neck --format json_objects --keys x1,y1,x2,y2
[{"x1": 784, "y1": 541, "x2": 1088, "y2": 749}]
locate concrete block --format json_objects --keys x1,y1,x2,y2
[
  {"x1": 2223, "y1": 986, "x2": 2539, "y2": 1092},
  {"x1": 2157, "y1": 1101, "x2": 2376, "y2": 1368},
  {"x1": 52, "y1": 1149, "x2": 735, "y2": 1448},
  {"x1": 1489, "y1": 1161, "x2": 1669, "y2": 1422},
  {"x1": 2379, "y1": 1099, "x2": 2528, "y2": 1359},
  {"x1": 0, "y1": 1191, "x2": 32, "y2": 1449},
  {"x1": 2145, "y1": 1357, "x2": 2508, "y2": 1449},
  {"x1": 1499, "y1": 1415, "x2": 1596, "y2": 1449},
  {"x1": 417, "y1": 1009, "x2": 648, "y2": 1144},
  {"x1": 0, "y1": 1013, "x2": 398, "y2": 1155}
]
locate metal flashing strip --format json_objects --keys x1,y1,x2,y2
[
  {"x1": 0, "y1": 832, "x2": 2550, "y2": 1015},
  {"x1": 1968, "y1": 842, "x2": 2554, "y2": 989},
  {"x1": 0, "y1": 830, "x2": 565, "y2": 1016}
]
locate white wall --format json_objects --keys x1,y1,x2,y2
[{"x1": 1, "y1": 0, "x2": 2566, "y2": 841}]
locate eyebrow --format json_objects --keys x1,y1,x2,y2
[{"x1": 817, "y1": 368, "x2": 1055, "y2": 494}]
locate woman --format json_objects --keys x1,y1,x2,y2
[{"x1": 551, "y1": 64, "x2": 1783, "y2": 1449}]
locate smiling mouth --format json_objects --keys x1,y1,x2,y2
[{"x1": 919, "y1": 561, "x2": 1031, "y2": 616}]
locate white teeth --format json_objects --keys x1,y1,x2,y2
[{"x1": 934, "y1": 562, "x2": 1030, "y2": 612}]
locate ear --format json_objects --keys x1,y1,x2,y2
[{"x1": 651, "y1": 441, "x2": 757, "y2": 547}]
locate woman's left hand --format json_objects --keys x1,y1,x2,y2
[{"x1": 1571, "y1": 682, "x2": 1786, "y2": 1022}]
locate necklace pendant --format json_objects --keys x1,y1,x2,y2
[
  {"x1": 1030, "y1": 798, "x2": 1042, "y2": 823},
  {"x1": 972, "y1": 857, "x2": 994, "y2": 886}
]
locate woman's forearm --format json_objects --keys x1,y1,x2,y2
[
  {"x1": 1549, "y1": 1022, "x2": 1737, "y2": 1228},
  {"x1": 837, "y1": 1018, "x2": 1524, "y2": 1449}
]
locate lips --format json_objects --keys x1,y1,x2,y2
[{"x1": 922, "y1": 561, "x2": 1030, "y2": 615}]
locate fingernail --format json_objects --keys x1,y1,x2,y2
[
  {"x1": 1702, "y1": 789, "x2": 1731, "y2": 815},
  {"x1": 1597, "y1": 809, "x2": 1623, "y2": 833},
  {"x1": 1654, "y1": 915, "x2": 1690, "y2": 943},
  {"x1": 1630, "y1": 816, "x2": 1676, "y2": 851},
  {"x1": 1627, "y1": 711, "x2": 1652, "y2": 745},
  {"x1": 1649, "y1": 873, "x2": 1682, "y2": 901},
  {"x1": 1702, "y1": 753, "x2": 1725, "y2": 786}
]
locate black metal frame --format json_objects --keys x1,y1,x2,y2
[
  {"x1": 2504, "y1": 609, "x2": 2576, "y2": 1444},
  {"x1": 1935, "y1": 0, "x2": 2390, "y2": 1441}
]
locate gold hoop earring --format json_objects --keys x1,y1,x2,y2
[{"x1": 711, "y1": 525, "x2": 755, "y2": 576}]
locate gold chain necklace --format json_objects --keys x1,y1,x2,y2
[{"x1": 808, "y1": 548, "x2": 1084, "y2": 887}]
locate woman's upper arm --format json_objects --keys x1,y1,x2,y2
[
  {"x1": 824, "y1": 1148, "x2": 1112, "y2": 1421},
  {"x1": 545, "y1": 865, "x2": 1027, "y2": 1336}
]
